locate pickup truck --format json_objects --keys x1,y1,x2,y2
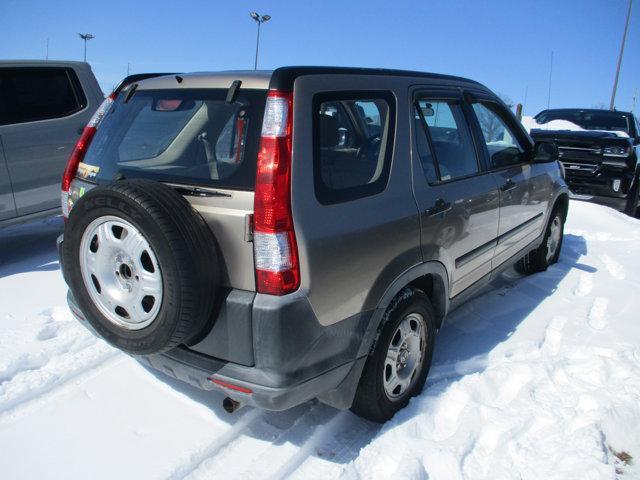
[{"x1": 529, "y1": 108, "x2": 640, "y2": 216}]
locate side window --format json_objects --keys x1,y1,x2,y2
[
  {"x1": 472, "y1": 102, "x2": 526, "y2": 168},
  {"x1": 0, "y1": 67, "x2": 85, "y2": 125},
  {"x1": 416, "y1": 99, "x2": 478, "y2": 181},
  {"x1": 314, "y1": 92, "x2": 395, "y2": 204}
]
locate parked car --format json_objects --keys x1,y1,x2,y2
[
  {"x1": 529, "y1": 108, "x2": 640, "y2": 216},
  {"x1": 0, "y1": 60, "x2": 104, "y2": 227},
  {"x1": 57, "y1": 67, "x2": 569, "y2": 422}
]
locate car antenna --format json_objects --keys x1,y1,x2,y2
[
  {"x1": 226, "y1": 80, "x2": 242, "y2": 104},
  {"x1": 124, "y1": 83, "x2": 138, "y2": 103}
]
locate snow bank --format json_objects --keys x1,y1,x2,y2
[{"x1": 1, "y1": 203, "x2": 640, "y2": 479}]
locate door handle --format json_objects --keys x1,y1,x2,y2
[
  {"x1": 427, "y1": 198, "x2": 452, "y2": 216},
  {"x1": 501, "y1": 179, "x2": 517, "y2": 192}
]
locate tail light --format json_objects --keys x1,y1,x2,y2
[
  {"x1": 253, "y1": 91, "x2": 300, "y2": 295},
  {"x1": 61, "y1": 93, "x2": 115, "y2": 217}
]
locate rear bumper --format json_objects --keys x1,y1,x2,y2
[{"x1": 58, "y1": 234, "x2": 368, "y2": 410}]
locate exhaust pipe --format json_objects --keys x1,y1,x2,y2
[{"x1": 222, "y1": 397, "x2": 243, "y2": 413}]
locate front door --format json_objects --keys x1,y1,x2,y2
[
  {"x1": 411, "y1": 90, "x2": 500, "y2": 297},
  {"x1": 468, "y1": 100, "x2": 550, "y2": 268}
]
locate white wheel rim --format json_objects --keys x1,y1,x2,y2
[
  {"x1": 79, "y1": 216, "x2": 163, "y2": 330},
  {"x1": 383, "y1": 312, "x2": 427, "y2": 400}
]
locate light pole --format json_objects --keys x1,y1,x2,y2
[
  {"x1": 610, "y1": 0, "x2": 633, "y2": 110},
  {"x1": 250, "y1": 12, "x2": 271, "y2": 70},
  {"x1": 78, "y1": 33, "x2": 95, "y2": 62}
]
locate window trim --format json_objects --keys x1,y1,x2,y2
[
  {"x1": 312, "y1": 90, "x2": 396, "y2": 205},
  {"x1": 413, "y1": 94, "x2": 483, "y2": 185},
  {"x1": 0, "y1": 66, "x2": 88, "y2": 126}
]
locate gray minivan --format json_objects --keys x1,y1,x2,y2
[
  {"x1": 58, "y1": 67, "x2": 569, "y2": 422},
  {"x1": 0, "y1": 60, "x2": 103, "y2": 227}
]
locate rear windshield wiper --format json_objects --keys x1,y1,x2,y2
[{"x1": 169, "y1": 185, "x2": 232, "y2": 198}]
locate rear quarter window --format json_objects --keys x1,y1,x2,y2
[{"x1": 313, "y1": 91, "x2": 396, "y2": 204}]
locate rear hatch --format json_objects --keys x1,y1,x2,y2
[{"x1": 72, "y1": 85, "x2": 267, "y2": 291}]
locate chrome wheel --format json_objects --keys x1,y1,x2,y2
[
  {"x1": 383, "y1": 312, "x2": 427, "y2": 400},
  {"x1": 546, "y1": 215, "x2": 562, "y2": 262},
  {"x1": 79, "y1": 216, "x2": 163, "y2": 330}
]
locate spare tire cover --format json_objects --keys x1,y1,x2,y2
[{"x1": 63, "y1": 180, "x2": 219, "y2": 354}]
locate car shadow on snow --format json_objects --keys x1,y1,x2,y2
[
  {"x1": 0, "y1": 216, "x2": 64, "y2": 277},
  {"x1": 429, "y1": 233, "x2": 590, "y2": 377},
  {"x1": 143, "y1": 233, "x2": 591, "y2": 470}
]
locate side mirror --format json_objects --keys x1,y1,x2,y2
[{"x1": 533, "y1": 141, "x2": 559, "y2": 163}]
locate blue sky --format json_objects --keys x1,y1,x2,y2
[{"x1": 1, "y1": 0, "x2": 638, "y2": 115}]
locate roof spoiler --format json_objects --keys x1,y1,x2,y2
[{"x1": 113, "y1": 73, "x2": 177, "y2": 96}]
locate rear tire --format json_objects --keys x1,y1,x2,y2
[
  {"x1": 516, "y1": 208, "x2": 564, "y2": 275},
  {"x1": 351, "y1": 287, "x2": 436, "y2": 423}
]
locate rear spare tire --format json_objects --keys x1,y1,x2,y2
[{"x1": 63, "y1": 180, "x2": 219, "y2": 354}]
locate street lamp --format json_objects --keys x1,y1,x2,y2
[
  {"x1": 78, "y1": 33, "x2": 95, "y2": 62},
  {"x1": 250, "y1": 12, "x2": 271, "y2": 70}
]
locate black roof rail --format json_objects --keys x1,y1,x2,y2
[{"x1": 268, "y1": 66, "x2": 483, "y2": 91}]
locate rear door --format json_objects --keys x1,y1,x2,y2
[
  {"x1": 411, "y1": 88, "x2": 500, "y2": 297},
  {"x1": 290, "y1": 75, "x2": 421, "y2": 326},
  {"x1": 467, "y1": 95, "x2": 550, "y2": 268},
  {"x1": 0, "y1": 66, "x2": 93, "y2": 216}
]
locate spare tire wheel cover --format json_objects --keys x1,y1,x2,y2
[{"x1": 63, "y1": 180, "x2": 219, "y2": 355}]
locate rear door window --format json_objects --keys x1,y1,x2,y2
[
  {"x1": 82, "y1": 89, "x2": 264, "y2": 190},
  {"x1": 0, "y1": 67, "x2": 86, "y2": 125},
  {"x1": 416, "y1": 99, "x2": 479, "y2": 181},
  {"x1": 314, "y1": 92, "x2": 395, "y2": 204}
]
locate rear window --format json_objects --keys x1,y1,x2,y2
[
  {"x1": 535, "y1": 110, "x2": 630, "y2": 133},
  {"x1": 83, "y1": 88, "x2": 266, "y2": 190}
]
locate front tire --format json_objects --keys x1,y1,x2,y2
[
  {"x1": 351, "y1": 287, "x2": 436, "y2": 423},
  {"x1": 516, "y1": 208, "x2": 564, "y2": 275}
]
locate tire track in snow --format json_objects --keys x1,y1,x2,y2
[
  {"x1": 188, "y1": 403, "x2": 320, "y2": 479},
  {"x1": 167, "y1": 408, "x2": 264, "y2": 480},
  {"x1": 0, "y1": 351, "x2": 122, "y2": 423},
  {"x1": 266, "y1": 411, "x2": 348, "y2": 480}
]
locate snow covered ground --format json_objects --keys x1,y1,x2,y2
[{"x1": 0, "y1": 201, "x2": 639, "y2": 480}]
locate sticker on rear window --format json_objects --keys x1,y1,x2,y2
[{"x1": 77, "y1": 162, "x2": 100, "y2": 180}]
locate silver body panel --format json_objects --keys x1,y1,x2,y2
[
  {"x1": 182, "y1": 188, "x2": 255, "y2": 290},
  {"x1": 0, "y1": 61, "x2": 103, "y2": 223}
]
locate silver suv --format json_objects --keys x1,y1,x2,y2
[
  {"x1": 58, "y1": 67, "x2": 569, "y2": 422},
  {"x1": 0, "y1": 61, "x2": 103, "y2": 227}
]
